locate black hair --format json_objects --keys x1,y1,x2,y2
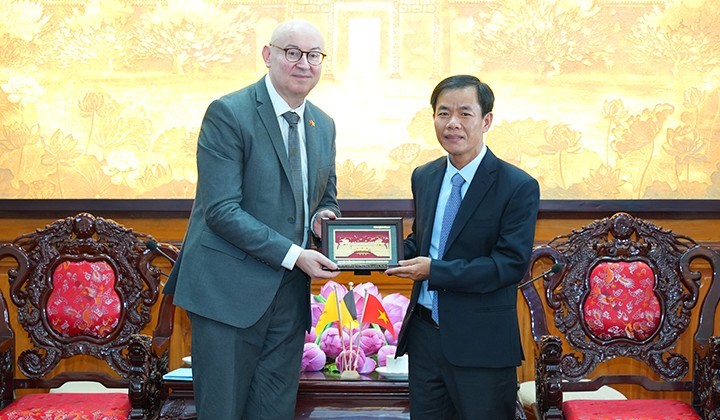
[{"x1": 430, "y1": 75, "x2": 494, "y2": 117}]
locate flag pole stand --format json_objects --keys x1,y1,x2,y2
[{"x1": 340, "y1": 369, "x2": 360, "y2": 379}]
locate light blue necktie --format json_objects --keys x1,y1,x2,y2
[
  {"x1": 282, "y1": 111, "x2": 305, "y2": 244},
  {"x1": 432, "y1": 173, "x2": 465, "y2": 325}
]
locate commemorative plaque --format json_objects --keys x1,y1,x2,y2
[{"x1": 321, "y1": 217, "x2": 404, "y2": 271}]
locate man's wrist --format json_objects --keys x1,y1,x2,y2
[{"x1": 282, "y1": 244, "x2": 303, "y2": 270}]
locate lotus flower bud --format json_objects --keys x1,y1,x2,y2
[
  {"x1": 319, "y1": 327, "x2": 346, "y2": 359},
  {"x1": 301, "y1": 343, "x2": 326, "y2": 372},
  {"x1": 352, "y1": 328, "x2": 385, "y2": 356},
  {"x1": 377, "y1": 345, "x2": 397, "y2": 367},
  {"x1": 336, "y1": 348, "x2": 367, "y2": 373}
]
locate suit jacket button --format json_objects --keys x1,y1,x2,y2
[{"x1": 288, "y1": 217, "x2": 295, "y2": 223}]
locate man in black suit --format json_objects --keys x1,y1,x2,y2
[
  {"x1": 386, "y1": 75, "x2": 540, "y2": 419},
  {"x1": 165, "y1": 19, "x2": 341, "y2": 419}
]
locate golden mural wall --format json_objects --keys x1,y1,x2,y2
[{"x1": 1, "y1": 0, "x2": 719, "y2": 200}]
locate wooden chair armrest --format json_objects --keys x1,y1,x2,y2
[
  {"x1": 0, "y1": 346, "x2": 14, "y2": 408},
  {"x1": 694, "y1": 336, "x2": 720, "y2": 418},
  {"x1": 536, "y1": 335, "x2": 564, "y2": 420},
  {"x1": 127, "y1": 334, "x2": 168, "y2": 419},
  {"x1": 0, "y1": 292, "x2": 14, "y2": 406}
]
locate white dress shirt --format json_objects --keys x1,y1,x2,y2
[{"x1": 417, "y1": 144, "x2": 488, "y2": 309}]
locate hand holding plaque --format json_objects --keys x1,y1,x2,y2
[{"x1": 321, "y1": 217, "x2": 404, "y2": 272}]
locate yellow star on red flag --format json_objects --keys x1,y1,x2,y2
[{"x1": 362, "y1": 294, "x2": 396, "y2": 338}]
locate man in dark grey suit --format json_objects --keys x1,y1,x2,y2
[
  {"x1": 386, "y1": 75, "x2": 540, "y2": 419},
  {"x1": 165, "y1": 19, "x2": 341, "y2": 419}
]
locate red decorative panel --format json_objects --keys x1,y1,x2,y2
[
  {"x1": 563, "y1": 399, "x2": 701, "y2": 419},
  {"x1": 583, "y1": 261, "x2": 661, "y2": 341},
  {"x1": 0, "y1": 393, "x2": 131, "y2": 419},
  {"x1": 47, "y1": 261, "x2": 121, "y2": 338}
]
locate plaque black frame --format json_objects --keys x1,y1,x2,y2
[{"x1": 321, "y1": 217, "x2": 404, "y2": 272}]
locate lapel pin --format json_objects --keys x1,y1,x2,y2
[{"x1": 309, "y1": 119, "x2": 315, "y2": 127}]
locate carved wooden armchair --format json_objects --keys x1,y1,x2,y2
[
  {"x1": 0, "y1": 213, "x2": 178, "y2": 419},
  {"x1": 519, "y1": 212, "x2": 720, "y2": 419}
]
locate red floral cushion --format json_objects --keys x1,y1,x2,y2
[
  {"x1": 563, "y1": 399, "x2": 701, "y2": 419},
  {"x1": 0, "y1": 393, "x2": 130, "y2": 419},
  {"x1": 583, "y1": 261, "x2": 661, "y2": 341},
  {"x1": 47, "y1": 261, "x2": 121, "y2": 338}
]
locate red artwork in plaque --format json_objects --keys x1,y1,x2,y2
[{"x1": 333, "y1": 229, "x2": 391, "y2": 260}]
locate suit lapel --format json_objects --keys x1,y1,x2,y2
[
  {"x1": 256, "y1": 78, "x2": 309, "y2": 218},
  {"x1": 444, "y1": 150, "x2": 499, "y2": 253},
  {"x1": 419, "y1": 159, "x2": 446, "y2": 256},
  {"x1": 255, "y1": 79, "x2": 293, "y2": 179},
  {"x1": 303, "y1": 106, "x2": 318, "y2": 202}
]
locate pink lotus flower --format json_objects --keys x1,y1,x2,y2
[
  {"x1": 360, "y1": 355, "x2": 377, "y2": 374},
  {"x1": 301, "y1": 343, "x2": 326, "y2": 372},
  {"x1": 319, "y1": 327, "x2": 347, "y2": 359},
  {"x1": 384, "y1": 321, "x2": 404, "y2": 345},
  {"x1": 377, "y1": 345, "x2": 397, "y2": 367},
  {"x1": 335, "y1": 348, "x2": 376, "y2": 374},
  {"x1": 382, "y1": 293, "x2": 410, "y2": 325},
  {"x1": 353, "y1": 282, "x2": 381, "y2": 321},
  {"x1": 351, "y1": 328, "x2": 385, "y2": 356},
  {"x1": 310, "y1": 296, "x2": 324, "y2": 326},
  {"x1": 354, "y1": 282, "x2": 380, "y2": 299},
  {"x1": 305, "y1": 327, "x2": 317, "y2": 343},
  {"x1": 320, "y1": 281, "x2": 348, "y2": 299}
]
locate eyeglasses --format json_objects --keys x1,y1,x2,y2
[{"x1": 269, "y1": 44, "x2": 326, "y2": 66}]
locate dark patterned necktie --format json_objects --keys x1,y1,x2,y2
[
  {"x1": 432, "y1": 173, "x2": 465, "y2": 324},
  {"x1": 282, "y1": 111, "x2": 305, "y2": 244}
]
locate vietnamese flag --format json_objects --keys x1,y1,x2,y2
[{"x1": 361, "y1": 294, "x2": 396, "y2": 338}]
